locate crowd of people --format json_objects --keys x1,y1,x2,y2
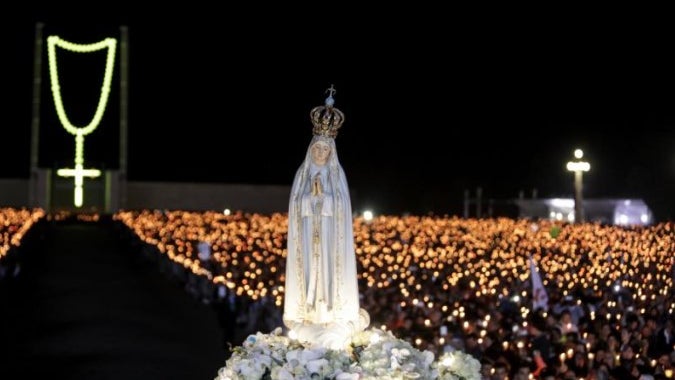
[
  {"x1": 6, "y1": 206, "x2": 673, "y2": 378},
  {"x1": 3, "y1": 205, "x2": 673, "y2": 378},
  {"x1": 115, "y1": 209, "x2": 675, "y2": 379},
  {"x1": 0, "y1": 207, "x2": 45, "y2": 280}
]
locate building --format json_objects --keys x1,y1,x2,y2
[{"x1": 513, "y1": 198, "x2": 653, "y2": 226}]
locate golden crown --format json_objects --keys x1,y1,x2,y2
[{"x1": 311, "y1": 85, "x2": 344, "y2": 139}]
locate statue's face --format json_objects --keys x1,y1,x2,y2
[{"x1": 311, "y1": 141, "x2": 331, "y2": 166}]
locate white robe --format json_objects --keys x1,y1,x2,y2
[{"x1": 283, "y1": 136, "x2": 367, "y2": 347}]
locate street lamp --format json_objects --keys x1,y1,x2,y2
[{"x1": 566, "y1": 149, "x2": 590, "y2": 223}]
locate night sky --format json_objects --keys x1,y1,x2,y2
[{"x1": 2, "y1": 10, "x2": 674, "y2": 220}]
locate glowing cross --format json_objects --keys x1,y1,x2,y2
[
  {"x1": 326, "y1": 84, "x2": 336, "y2": 97},
  {"x1": 566, "y1": 149, "x2": 590, "y2": 223},
  {"x1": 47, "y1": 35, "x2": 116, "y2": 207},
  {"x1": 56, "y1": 134, "x2": 101, "y2": 207}
]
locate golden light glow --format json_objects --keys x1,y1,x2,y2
[
  {"x1": 113, "y1": 211, "x2": 675, "y2": 358},
  {"x1": 0, "y1": 208, "x2": 45, "y2": 259}
]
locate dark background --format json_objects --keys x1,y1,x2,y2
[{"x1": 2, "y1": 8, "x2": 674, "y2": 220}]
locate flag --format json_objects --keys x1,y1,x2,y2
[{"x1": 529, "y1": 255, "x2": 548, "y2": 311}]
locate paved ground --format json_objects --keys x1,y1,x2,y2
[{"x1": 0, "y1": 220, "x2": 228, "y2": 380}]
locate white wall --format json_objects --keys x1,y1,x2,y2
[
  {"x1": 0, "y1": 179, "x2": 290, "y2": 214},
  {"x1": 0, "y1": 179, "x2": 29, "y2": 207},
  {"x1": 124, "y1": 181, "x2": 290, "y2": 213}
]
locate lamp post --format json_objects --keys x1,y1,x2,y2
[{"x1": 566, "y1": 149, "x2": 590, "y2": 223}]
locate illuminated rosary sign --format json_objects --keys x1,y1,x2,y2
[{"x1": 47, "y1": 35, "x2": 117, "y2": 207}]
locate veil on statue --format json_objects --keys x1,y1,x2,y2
[{"x1": 283, "y1": 86, "x2": 369, "y2": 350}]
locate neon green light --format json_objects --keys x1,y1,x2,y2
[
  {"x1": 47, "y1": 35, "x2": 116, "y2": 207},
  {"x1": 57, "y1": 165, "x2": 102, "y2": 207},
  {"x1": 47, "y1": 36, "x2": 117, "y2": 135}
]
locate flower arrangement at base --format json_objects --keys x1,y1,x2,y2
[{"x1": 214, "y1": 327, "x2": 481, "y2": 380}]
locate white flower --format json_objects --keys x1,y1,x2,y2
[
  {"x1": 235, "y1": 359, "x2": 265, "y2": 378},
  {"x1": 306, "y1": 358, "x2": 330, "y2": 376},
  {"x1": 299, "y1": 348, "x2": 325, "y2": 363},
  {"x1": 214, "y1": 327, "x2": 481, "y2": 380},
  {"x1": 435, "y1": 351, "x2": 482, "y2": 380},
  {"x1": 336, "y1": 373, "x2": 360, "y2": 380},
  {"x1": 271, "y1": 367, "x2": 295, "y2": 380}
]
